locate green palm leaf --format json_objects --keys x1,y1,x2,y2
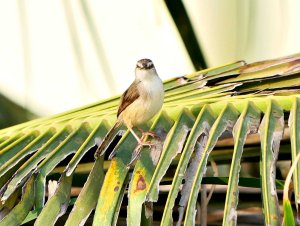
[{"x1": 1, "y1": 55, "x2": 300, "y2": 225}]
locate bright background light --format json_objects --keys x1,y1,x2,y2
[
  {"x1": 1, "y1": 1, "x2": 300, "y2": 117},
  {"x1": 0, "y1": 1, "x2": 193, "y2": 116}
]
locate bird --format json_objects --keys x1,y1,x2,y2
[{"x1": 94, "y1": 58, "x2": 164, "y2": 159}]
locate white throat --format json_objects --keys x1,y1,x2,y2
[{"x1": 135, "y1": 68, "x2": 158, "y2": 82}]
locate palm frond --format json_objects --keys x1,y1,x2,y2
[{"x1": 1, "y1": 54, "x2": 300, "y2": 225}]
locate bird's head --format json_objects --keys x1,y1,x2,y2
[
  {"x1": 135, "y1": 58, "x2": 158, "y2": 81},
  {"x1": 136, "y1": 58, "x2": 154, "y2": 70}
]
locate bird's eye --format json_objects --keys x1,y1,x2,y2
[{"x1": 147, "y1": 63, "x2": 153, "y2": 68}]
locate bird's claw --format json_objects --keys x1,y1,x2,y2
[
  {"x1": 138, "y1": 140, "x2": 156, "y2": 148},
  {"x1": 137, "y1": 128, "x2": 160, "y2": 140}
]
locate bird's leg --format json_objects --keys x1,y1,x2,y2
[
  {"x1": 126, "y1": 127, "x2": 161, "y2": 166},
  {"x1": 128, "y1": 127, "x2": 153, "y2": 147},
  {"x1": 137, "y1": 127, "x2": 159, "y2": 140}
]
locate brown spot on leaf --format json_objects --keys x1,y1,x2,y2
[
  {"x1": 135, "y1": 175, "x2": 146, "y2": 192},
  {"x1": 114, "y1": 186, "x2": 119, "y2": 192}
]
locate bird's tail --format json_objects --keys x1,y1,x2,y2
[{"x1": 94, "y1": 121, "x2": 123, "y2": 159}]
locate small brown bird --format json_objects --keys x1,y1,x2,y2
[{"x1": 94, "y1": 58, "x2": 164, "y2": 159}]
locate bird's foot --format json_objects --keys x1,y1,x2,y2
[
  {"x1": 137, "y1": 140, "x2": 155, "y2": 148},
  {"x1": 137, "y1": 128, "x2": 160, "y2": 140}
]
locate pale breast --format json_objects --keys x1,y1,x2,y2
[{"x1": 120, "y1": 76, "x2": 164, "y2": 128}]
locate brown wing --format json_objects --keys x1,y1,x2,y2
[{"x1": 117, "y1": 81, "x2": 140, "y2": 117}]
